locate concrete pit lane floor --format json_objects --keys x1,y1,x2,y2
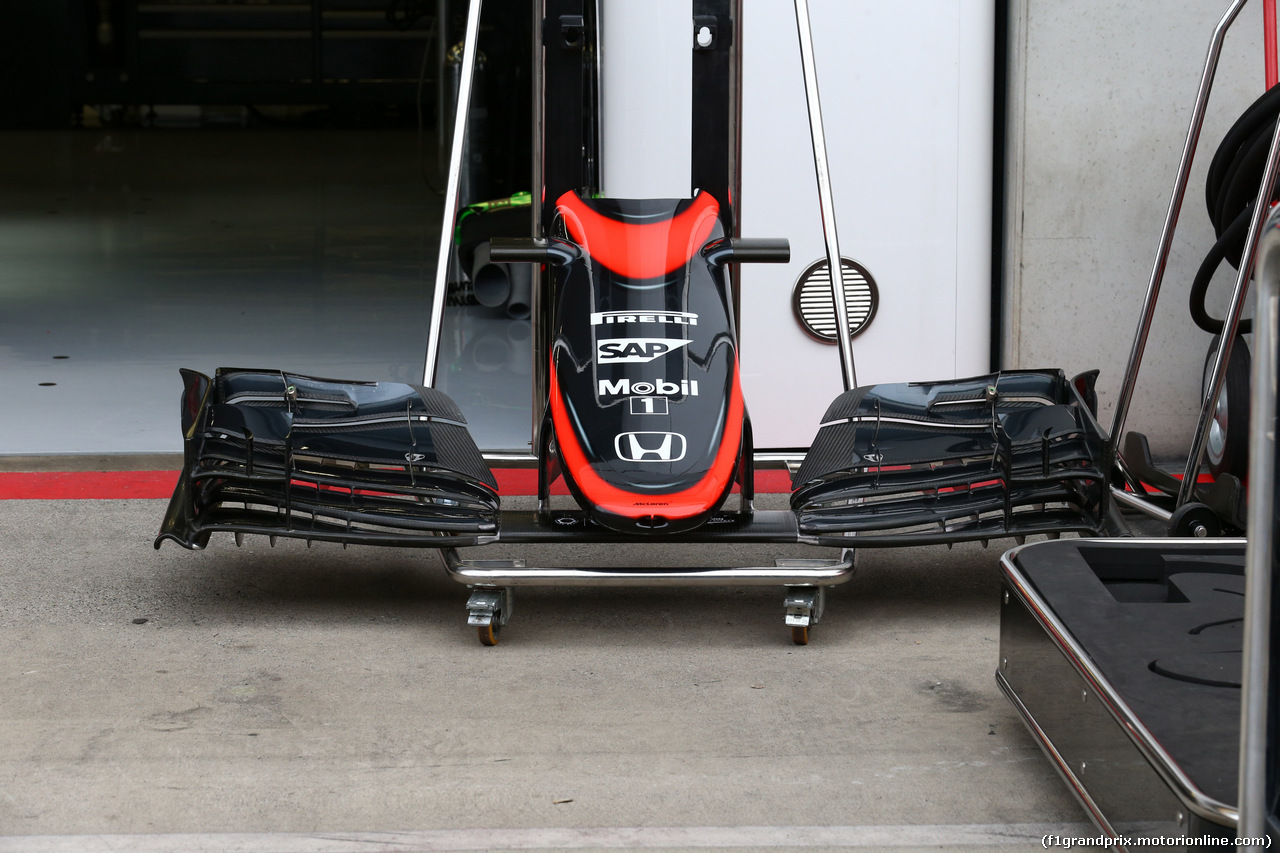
[{"x1": 0, "y1": 489, "x2": 1095, "y2": 853}]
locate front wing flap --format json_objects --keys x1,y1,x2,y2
[{"x1": 155, "y1": 368, "x2": 500, "y2": 550}]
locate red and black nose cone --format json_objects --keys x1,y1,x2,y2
[{"x1": 547, "y1": 191, "x2": 746, "y2": 535}]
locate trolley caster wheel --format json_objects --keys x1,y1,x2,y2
[
  {"x1": 466, "y1": 587, "x2": 512, "y2": 647},
  {"x1": 784, "y1": 585, "x2": 824, "y2": 646},
  {"x1": 1168, "y1": 502, "x2": 1222, "y2": 538}
]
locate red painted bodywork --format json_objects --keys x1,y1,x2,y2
[
  {"x1": 548, "y1": 356, "x2": 744, "y2": 522},
  {"x1": 556, "y1": 190, "x2": 720, "y2": 279}
]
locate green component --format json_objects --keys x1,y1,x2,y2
[{"x1": 454, "y1": 191, "x2": 532, "y2": 244}]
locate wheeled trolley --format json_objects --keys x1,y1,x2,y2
[{"x1": 155, "y1": 0, "x2": 1152, "y2": 645}]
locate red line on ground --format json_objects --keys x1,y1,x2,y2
[
  {"x1": 0, "y1": 468, "x2": 797, "y2": 500},
  {"x1": 491, "y1": 469, "x2": 568, "y2": 497},
  {"x1": 0, "y1": 471, "x2": 181, "y2": 500}
]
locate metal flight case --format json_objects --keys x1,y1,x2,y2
[{"x1": 995, "y1": 200, "x2": 1280, "y2": 853}]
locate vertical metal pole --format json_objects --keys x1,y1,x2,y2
[
  {"x1": 436, "y1": 0, "x2": 449, "y2": 179},
  {"x1": 310, "y1": 0, "x2": 322, "y2": 85},
  {"x1": 531, "y1": 0, "x2": 547, "y2": 446},
  {"x1": 730, "y1": 0, "x2": 744, "y2": 331},
  {"x1": 731, "y1": 0, "x2": 743, "y2": 242},
  {"x1": 423, "y1": 0, "x2": 485, "y2": 387},
  {"x1": 1107, "y1": 0, "x2": 1248, "y2": 463},
  {"x1": 1179, "y1": 111, "x2": 1280, "y2": 505},
  {"x1": 793, "y1": 0, "x2": 856, "y2": 391},
  {"x1": 1238, "y1": 207, "x2": 1280, "y2": 850}
]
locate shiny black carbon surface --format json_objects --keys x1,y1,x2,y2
[{"x1": 792, "y1": 370, "x2": 1114, "y2": 542}]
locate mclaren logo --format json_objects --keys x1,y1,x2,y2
[
  {"x1": 405, "y1": 452, "x2": 427, "y2": 463},
  {"x1": 590, "y1": 310, "x2": 698, "y2": 326},
  {"x1": 615, "y1": 431, "x2": 687, "y2": 463},
  {"x1": 597, "y1": 338, "x2": 691, "y2": 364}
]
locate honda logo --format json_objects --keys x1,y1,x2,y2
[{"x1": 614, "y1": 431, "x2": 687, "y2": 463}]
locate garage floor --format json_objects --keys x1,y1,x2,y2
[
  {"x1": 0, "y1": 128, "x2": 532, "y2": 457},
  {"x1": 0, "y1": 494, "x2": 1096, "y2": 851}
]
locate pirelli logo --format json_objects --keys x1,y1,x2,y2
[{"x1": 589, "y1": 310, "x2": 698, "y2": 326}]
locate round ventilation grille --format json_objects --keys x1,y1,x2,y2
[{"x1": 791, "y1": 257, "x2": 879, "y2": 343}]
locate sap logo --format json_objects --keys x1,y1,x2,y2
[
  {"x1": 589, "y1": 310, "x2": 698, "y2": 326},
  {"x1": 615, "y1": 431, "x2": 687, "y2": 463},
  {"x1": 598, "y1": 378, "x2": 699, "y2": 397},
  {"x1": 597, "y1": 338, "x2": 691, "y2": 364}
]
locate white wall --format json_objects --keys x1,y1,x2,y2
[
  {"x1": 739, "y1": 0, "x2": 995, "y2": 450},
  {"x1": 1006, "y1": 0, "x2": 1264, "y2": 458}
]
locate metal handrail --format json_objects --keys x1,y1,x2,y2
[{"x1": 1238, "y1": 206, "x2": 1280, "y2": 848}]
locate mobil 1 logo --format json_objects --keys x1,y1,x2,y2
[{"x1": 597, "y1": 377, "x2": 699, "y2": 398}]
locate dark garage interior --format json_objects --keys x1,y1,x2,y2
[{"x1": 0, "y1": 0, "x2": 534, "y2": 455}]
